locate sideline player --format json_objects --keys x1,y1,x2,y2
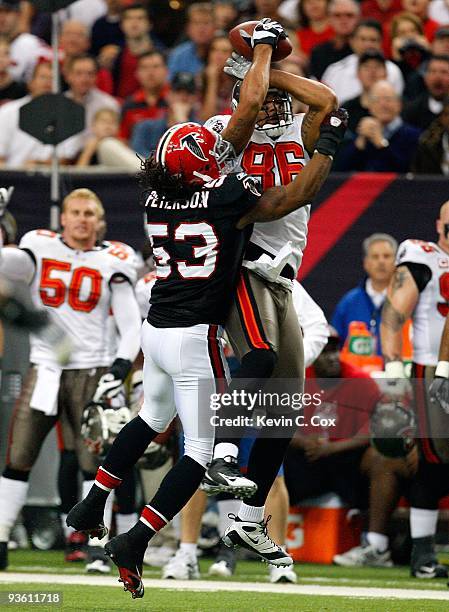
[
  {"x1": 200, "y1": 53, "x2": 337, "y2": 504},
  {"x1": 0, "y1": 189, "x2": 141, "y2": 571},
  {"x1": 381, "y1": 200, "x2": 449, "y2": 578},
  {"x1": 66, "y1": 28, "x2": 347, "y2": 600}
]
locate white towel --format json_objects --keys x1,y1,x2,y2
[
  {"x1": 30, "y1": 364, "x2": 62, "y2": 416},
  {"x1": 243, "y1": 242, "x2": 294, "y2": 290}
]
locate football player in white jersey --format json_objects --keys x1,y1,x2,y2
[
  {"x1": 0, "y1": 188, "x2": 141, "y2": 572},
  {"x1": 381, "y1": 199, "x2": 449, "y2": 579},
  {"x1": 201, "y1": 56, "x2": 338, "y2": 508}
]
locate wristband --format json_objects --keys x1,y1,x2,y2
[
  {"x1": 435, "y1": 361, "x2": 449, "y2": 379},
  {"x1": 385, "y1": 360, "x2": 405, "y2": 378},
  {"x1": 109, "y1": 358, "x2": 132, "y2": 382}
]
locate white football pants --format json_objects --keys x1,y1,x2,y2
[{"x1": 139, "y1": 320, "x2": 228, "y2": 468}]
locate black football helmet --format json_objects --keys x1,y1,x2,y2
[{"x1": 231, "y1": 80, "x2": 293, "y2": 139}]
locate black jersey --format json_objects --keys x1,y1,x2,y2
[{"x1": 146, "y1": 173, "x2": 262, "y2": 327}]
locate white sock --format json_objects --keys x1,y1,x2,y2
[
  {"x1": 83, "y1": 480, "x2": 113, "y2": 547},
  {"x1": 116, "y1": 513, "x2": 138, "y2": 535},
  {"x1": 180, "y1": 542, "x2": 197, "y2": 556},
  {"x1": 213, "y1": 443, "x2": 238, "y2": 461},
  {"x1": 238, "y1": 502, "x2": 264, "y2": 523},
  {"x1": 0, "y1": 478, "x2": 29, "y2": 542},
  {"x1": 410, "y1": 508, "x2": 438, "y2": 539},
  {"x1": 366, "y1": 532, "x2": 389, "y2": 552},
  {"x1": 60, "y1": 513, "x2": 75, "y2": 540},
  {"x1": 217, "y1": 499, "x2": 240, "y2": 535}
]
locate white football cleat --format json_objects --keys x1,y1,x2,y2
[
  {"x1": 333, "y1": 544, "x2": 393, "y2": 568},
  {"x1": 268, "y1": 564, "x2": 297, "y2": 583},
  {"x1": 162, "y1": 548, "x2": 200, "y2": 580}
]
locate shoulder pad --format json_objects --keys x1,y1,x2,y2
[
  {"x1": 105, "y1": 241, "x2": 139, "y2": 285},
  {"x1": 203, "y1": 114, "x2": 231, "y2": 134},
  {"x1": 396, "y1": 239, "x2": 437, "y2": 266},
  {"x1": 19, "y1": 229, "x2": 59, "y2": 249}
]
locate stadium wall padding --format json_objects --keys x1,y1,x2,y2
[{"x1": 2, "y1": 170, "x2": 446, "y2": 318}]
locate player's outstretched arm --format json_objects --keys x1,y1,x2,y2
[
  {"x1": 237, "y1": 108, "x2": 347, "y2": 228},
  {"x1": 380, "y1": 266, "x2": 418, "y2": 377},
  {"x1": 221, "y1": 19, "x2": 285, "y2": 155},
  {"x1": 269, "y1": 70, "x2": 338, "y2": 154}
]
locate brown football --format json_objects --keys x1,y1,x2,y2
[{"x1": 228, "y1": 20, "x2": 292, "y2": 62}]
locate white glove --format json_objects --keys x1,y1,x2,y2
[
  {"x1": 224, "y1": 52, "x2": 251, "y2": 80},
  {"x1": 251, "y1": 18, "x2": 286, "y2": 49},
  {"x1": 94, "y1": 372, "x2": 124, "y2": 402}
]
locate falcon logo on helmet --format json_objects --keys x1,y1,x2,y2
[
  {"x1": 231, "y1": 80, "x2": 293, "y2": 139},
  {"x1": 155, "y1": 122, "x2": 235, "y2": 186}
]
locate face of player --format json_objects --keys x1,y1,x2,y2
[
  {"x1": 187, "y1": 12, "x2": 215, "y2": 46},
  {"x1": 61, "y1": 199, "x2": 101, "y2": 249},
  {"x1": 424, "y1": 60, "x2": 449, "y2": 100},
  {"x1": 363, "y1": 240, "x2": 396, "y2": 285},
  {"x1": 66, "y1": 58, "x2": 97, "y2": 97},
  {"x1": 436, "y1": 202, "x2": 449, "y2": 252},
  {"x1": 257, "y1": 92, "x2": 286, "y2": 128},
  {"x1": 0, "y1": 8, "x2": 17, "y2": 36},
  {"x1": 121, "y1": 8, "x2": 150, "y2": 39},
  {"x1": 351, "y1": 26, "x2": 382, "y2": 56},
  {"x1": 314, "y1": 342, "x2": 341, "y2": 378},
  {"x1": 137, "y1": 55, "x2": 168, "y2": 92},
  {"x1": 357, "y1": 60, "x2": 386, "y2": 91}
]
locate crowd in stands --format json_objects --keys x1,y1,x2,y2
[{"x1": 0, "y1": 0, "x2": 445, "y2": 172}]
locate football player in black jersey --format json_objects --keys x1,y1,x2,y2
[{"x1": 66, "y1": 19, "x2": 348, "y2": 599}]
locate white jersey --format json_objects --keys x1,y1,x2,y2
[
  {"x1": 205, "y1": 113, "x2": 311, "y2": 277},
  {"x1": 396, "y1": 239, "x2": 449, "y2": 365},
  {"x1": 135, "y1": 271, "x2": 156, "y2": 320},
  {"x1": 20, "y1": 230, "x2": 138, "y2": 369}
]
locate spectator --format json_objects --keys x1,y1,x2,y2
[
  {"x1": 120, "y1": 50, "x2": 169, "y2": 142},
  {"x1": 0, "y1": 62, "x2": 79, "y2": 167},
  {"x1": 296, "y1": 0, "x2": 335, "y2": 59},
  {"x1": 198, "y1": 32, "x2": 233, "y2": 122},
  {"x1": 167, "y1": 3, "x2": 216, "y2": 80},
  {"x1": 331, "y1": 233, "x2": 397, "y2": 353},
  {"x1": 0, "y1": 36, "x2": 26, "y2": 104},
  {"x1": 322, "y1": 19, "x2": 404, "y2": 103},
  {"x1": 429, "y1": 0, "x2": 449, "y2": 24},
  {"x1": 90, "y1": 0, "x2": 125, "y2": 58},
  {"x1": 57, "y1": 0, "x2": 107, "y2": 30},
  {"x1": 412, "y1": 97, "x2": 449, "y2": 173},
  {"x1": 0, "y1": 0, "x2": 48, "y2": 82},
  {"x1": 64, "y1": 54, "x2": 120, "y2": 151},
  {"x1": 345, "y1": 50, "x2": 387, "y2": 132},
  {"x1": 338, "y1": 80, "x2": 421, "y2": 171},
  {"x1": 401, "y1": 0, "x2": 441, "y2": 42},
  {"x1": 402, "y1": 55, "x2": 449, "y2": 129},
  {"x1": 131, "y1": 71, "x2": 198, "y2": 157},
  {"x1": 60, "y1": 20, "x2": 91, "y2": 85},
  {"x1": 213, "y1": 0, "x2": 239, "y2": 31},
  {"x1": 113, "y1": 3, "x2": 162, "y2": 99},
  {"x1": 432, "y1": 26, "x2": 449, "y2": 56},
  {"x1": 284, "y1": 331, "x2": 383, "y2": 545},
  {"x1": 390, "y1": 11, "x2": 429, "y2": 61},
  {"x1": 361, "y1": 0, "x2": 402, "y2": 26},
  {"x1": 76, "y1": 107, "x2": 138, "y2": 169},
  {"x1": 309, "y1": 0, "x2": 359, "y2": 80}
]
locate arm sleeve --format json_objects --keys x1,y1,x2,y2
[
  {"x1": 0, "y1": 247, "x2": 36, "y2": 283},
  {"x1": 400, "y1": 262, "x2": 432, "y2": 293},
  {"x1": 293, "y1": 283, "x2": 329, "y2": 367},
  {"x1": 110, "y1": 280, "x2": 141, "y2": 363}
]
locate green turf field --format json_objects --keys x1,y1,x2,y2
[{"x1": 1, "y1": 549, "x2": 448, "y2": 611}]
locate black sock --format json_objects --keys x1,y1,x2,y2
[
  {"x1": 102, "y1": 416, "x2": 158, "y2": 478},
  {"x1": 58, "y1": 451, "x2": 79, "y2": 515},
  {"x1": 216, "y1": 349, "x2": 277, "y2": 445},
  {"x1": 245, "y1": 437, "x2": 292, "y2": 507}
]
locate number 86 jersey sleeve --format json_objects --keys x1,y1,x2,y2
[
  {"x1": 19, "y1": 229, "x2": 138, "y2": 369},
  {"x1": 396, "y1": 238, "x2": 449, "y2": 366}
]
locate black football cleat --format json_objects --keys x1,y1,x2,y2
[
  {"x1": 411, "y1": 536, "x2": 448, "y2": 579},
  {"x1": 105, "y1": 534, "x2": 145, "y2": 599},
  {"x1": 66, "y1": 500, "x2": 108, "y2": 540},
  {"x1": 200, "y1": 457, "x2": 257, "y2": 499}
]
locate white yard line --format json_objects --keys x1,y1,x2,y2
[{"x1": 1, "y1": 573, "x2": 449, "y2": 601}]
